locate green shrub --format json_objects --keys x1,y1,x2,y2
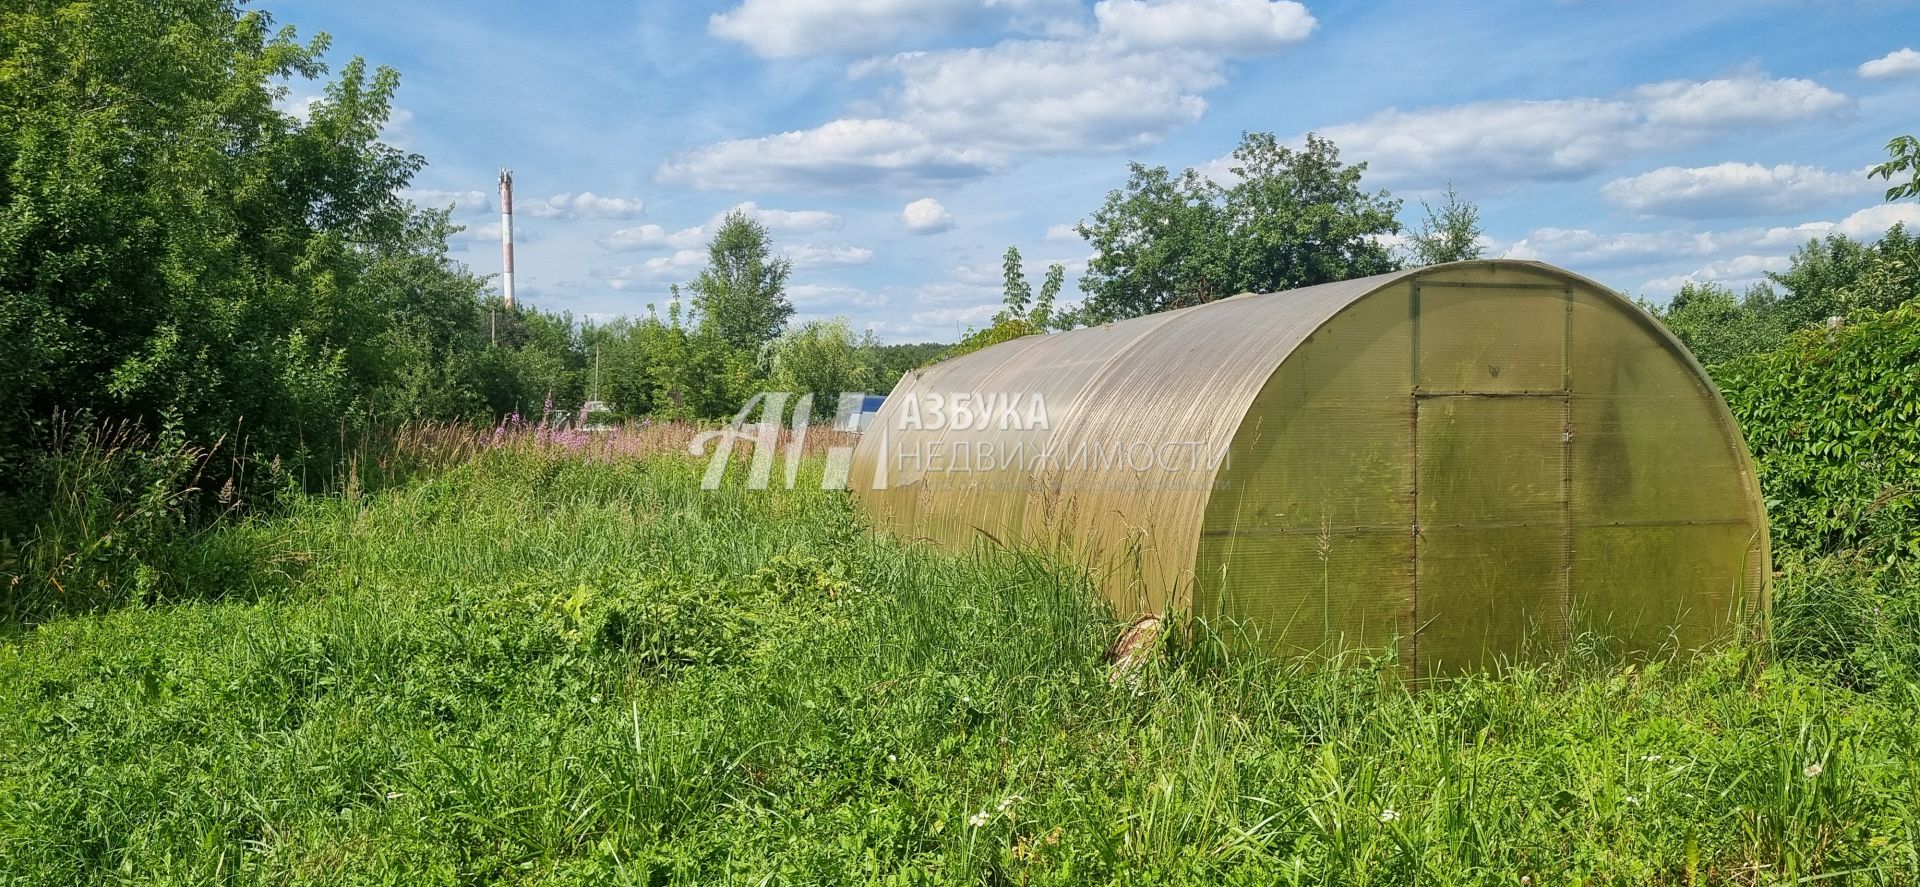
[{"x1": 1716, "y1": 301, "x2": 1920, "y2": 563}]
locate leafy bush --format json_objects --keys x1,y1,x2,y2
[{"x1": 1716, "y1": 300, "x2": 1920, "y2": 563}]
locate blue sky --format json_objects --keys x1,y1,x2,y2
[{"x1": 272, "y1": 0, "x2": 1920, "y2": 342}]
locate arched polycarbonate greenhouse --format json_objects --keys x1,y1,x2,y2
[{"x1": 849, "y1": 260, "x2": 1770, "y2": 675}]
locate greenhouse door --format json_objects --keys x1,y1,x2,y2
[{"x1": 1412, "y1": 394, "x2": 1571, "y2": 675}]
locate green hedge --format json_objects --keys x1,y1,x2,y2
[{"x1": 1715, "y1": 301, "x2": 1920, "y2": 563}]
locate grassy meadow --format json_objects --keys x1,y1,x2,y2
[{"x1": 1, "y1": 444, "x2": 1918, "y2": 885}]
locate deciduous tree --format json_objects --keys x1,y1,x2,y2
[
  {"x1": 1075, "y1": 133, "x2": 1400, "y2": 322},
  {"x1": 688, "y1": 211, "x2": 794, "y2": 353}
]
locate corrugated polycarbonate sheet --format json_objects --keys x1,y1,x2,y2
[
  {"x1": 850, "y1": 260, "x2": 1770, "y2": 674},
  {"x1": 1193, "y1": 282, "x2": 1416, "y2": 659},
  {"x1": 1026, "y1": 279, "x2": 1387, "y2": 614}
]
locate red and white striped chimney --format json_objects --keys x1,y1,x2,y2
[{"x1": 499, "y1": 168, "x2": 516, "y2": 308}]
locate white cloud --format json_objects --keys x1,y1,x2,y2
[
  {"x1": 711, "y1": 0, "x2": 976, "y2": 59},
  {"x1": 789, "y1": 284, "x2": 891, "y2": 309},
  {"x1": 657, "y1": 118, "x2": 1004, "y2": 191},
  {"x1": 598, "y1": 204, "x2": 840, "y2": 252},
  {"x1": 1044, "y1": 223, "x2": 1081, "y2": 242},
  {"x1": 708, "y1": 0, "x2": 1080, "y2": 58},
  {"x1": 1835, "y1": 202, "x2": 1920, "y2": 238},
  {"x1": 598, "y1": 224, "x2": 709, "y2": 252},
  {"x1": 1601, "y1": 163, "x2": 1874, "y2": 218},
  {"x1": 902, "y1": 197, "x2": 956, "y2": 234},
  {"x1": 275, "y1": 90, "x2": 323, "y2": 122},
  {"x1": 1093, "y1": 0, "x2": 1314, "y2": 55},
  {"x1": 786, "y1": 244, "x2": 876, "y2": 268},
  {"x1": 401, "y1": 189, "x2": 490, "y2": 216},
  {"x1": 671, "y1": 0, "x2": 1321, "y2": 191},
  {"x1": 1641, "y1": 254, "x2": 1793, "y2": 293},
  {"x1": 1632, "y1": 76, "x2": 1849, "y2": 128},
  {"x1": 522, "y1": 192, "x2": 646, "y2": 219},
  {"x1": 915, "y1": 281, "x2": 1001, "y2": 305},
  {"x1": 859, "y1": 39, "x2": 1221, "y2": 154},
  {"x1": 588, "y1": 250, "x2": 706, "y2": 288},
  {"x1": 1506, "y1": 202, "x2": 1920, "y2": 296},
  {"x1": 1859, "y1": 48, "x2": 1920, "y2": 79},
  {"x1": 1322, "y1": 97, "x2": 1643, "y2": 186},
  {"x1": 728, "y1": 201, "x2": 843, "y2": 233},
  {"x1": 598, "y1": 225, "x2": 664, "y2": 251},
  {"x1": 910, "y1": 303, "x2": 1002, "y2": 327},
  {"x1": 452, "y1": 222, "x2": 544, "y2": 245},
  {"x1": 1319, "y1": 75, "x2": 1851, "y2": 188}
]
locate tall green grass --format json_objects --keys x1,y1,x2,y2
[{"x1": 1, "y1": 451, "x2": 1917, "y2": 884}]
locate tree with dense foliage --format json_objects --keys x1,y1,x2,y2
[
  {"x1": 1768, "y1": 226, "x2": 1920, "y2": 326},
  {"x1": 1643, "y1": 283, "x2": 1793, "y2": 367},
  {"x1": 1406, "y1": 184, "x2": 1486, "y2": 266},
  {"x1": 688, "y1": 211, "x2": 794, "y2": 353},
  {"x1": 868, "y1": 342, "x2": 948, "y2": 386},
  {"x1": 1652, "y1": 225, "x2": 1920, "y2": 367},
  {"x1": 1076, "y1": 133, "x2": 1400, "y2": 322},
  {"x1": 767, "y1": 320, "x2": 876, "y2": 419},
  {"x1": 0, "y1": 0, "x2": 508, "y2": 491}
]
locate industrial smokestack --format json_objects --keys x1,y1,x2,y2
[{"x1": 499, "y1": 169, "x2": 516, "y2": 308}]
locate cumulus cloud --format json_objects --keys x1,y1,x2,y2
[
  {"x1": 597, "y1": 203, "x2": 841, "y2": 252},
  {"x1": 1093, "y1": 0, "x2": 1314, "y2": 55},
  {"x1": 1504, "y1": 202, "x2": 1920, "y2": 296},
  {"x1": 913, "y1": 281, "x2": 1002, "y2": 305},
  {"x1": 275, "y1": 91, "x2": 323, "y2": 122},
  {"x1": 588, "y1": 250, "x2": 706, "y2": 288},
  {"x1": 598, "y1": 224, "x2": 708, "y2": 252},
  {"x1": 1859, "y1": 48, "x2": 1920, "y2": 79},
  {"x1": 671, "y1": 1, "x2": 1321, "y2": 191},
  {"x1": 1044, "y1": 223, "x2": 1081, "y2": 242},
  {"x1": 789, "y1": 284, "x2": 891, "y2": 310},
  {"x1": 401, "y1": 188, "x2": 490, "y2": 216},
  {"x1": 731, "y1": 201, "x2": 843, "y2": 233},
  {"x1": 1318, "y1": 75, "x2": 1852, "y2": 188},
  {"x1": 452, "y1": 221, "x2": 544, "y2": 245},
  {"x1": 1631, "y1": 76, "x2": 1849, "y2": 128},
  {"x1": 657, "y1": 118, "x2": 1003, "y2": 191},
  {"x1": 786, "y1": 244, "x2": 876, "y2": 268},
  {"x1": 1641, "y1": 255, "x2": 1794, "y2": 293},
  {"x1": 1502, "y1": 218, "x2": 1864, "y2": 270},
  {"x1": 1321, "y1": 98, "x2": 1643, "y2": 186},
  {"x1": 708, "y1": 0, "x2": 1079, "y2": 58},
  {"x1": 1601, "y1": 163, "x2": 1874, "y2": 218},
  {"x1": 1834, "y1": 202, "x2": 1920, "y2": 238},
  {"x1": 857, "y1": 39, "x2": 1223, "y2": 154},
  {"x1": 902, "y1": 198, "x2": 956, "y2": 234},
  {"x1": 910, "y1": 303, "x2": 1002, "y2": 327},
  {"x1": 522, "y1": 192, "x2": 646, "y2": 219}
]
